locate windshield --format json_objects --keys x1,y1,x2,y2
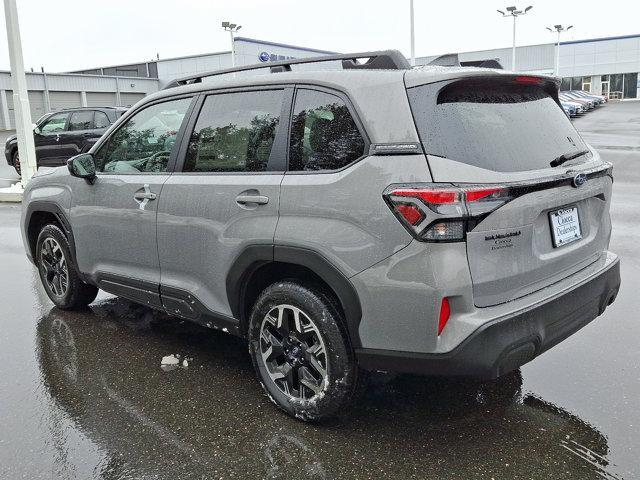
[{"x1": 407, "y1": 79, "x2": 590, "y2": 172}]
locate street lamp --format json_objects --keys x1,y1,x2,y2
[
  {"x1": 222, "y1": 21, "x2": 242, "y2": 67},
  {"x1": 497, "y1": 5, "x2": 533, "y2": 71},
  {"x1": 546, "y1": 24, "x2": 573, "y2": 76}
]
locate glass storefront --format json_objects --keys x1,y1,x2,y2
[{"x1": 560, "y1": 73, "x2": 638, "y2": 99}]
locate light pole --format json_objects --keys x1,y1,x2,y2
[
  {"x1": 409, "y1": 0, "x2": 415, "y2": 66},
  {"x1": 546, "y1": 24, "x2": 573, "y2": 76},
  {"x1": 497, "y1": 5, "x2": 533, "y2": 71},
  {"x1": 3, "y1": 0, "x2": 37, "y2": 187},
  {"x1": 222, "y1": 21, "x2": 242, "y2": 67}
]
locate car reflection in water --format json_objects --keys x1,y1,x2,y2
[{"x1": 36, "y1": 298, "x2": 619, "y2": 480}]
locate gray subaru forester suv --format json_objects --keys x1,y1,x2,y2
[{"x1": 21, "y1": 51, "x2": 620, "y2": 421}]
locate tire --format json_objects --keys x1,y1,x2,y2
[
  {"x1": 36, "y1": 224, "x2": 98, "y2": 310},
  {"x1": 12, "y1": 150, "x2": 20, "y2": 176},
  {"x1": 248, "y1": 281, "x2": 361, "y2": 421}
]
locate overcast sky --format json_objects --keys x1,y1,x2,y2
[{"x1": 0, "y1": 0, "x2": 638, "y2": 72}]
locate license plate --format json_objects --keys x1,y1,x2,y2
[{"x1": 549, "y1": 206, "x2": 582, "y2": 247}]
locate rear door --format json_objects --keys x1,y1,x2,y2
[
  {"x1": 64, "y1": 110, "x2": 96, "y2": 157},
  {"x1": 157, "y1": 87, "x2": 290, "y2": 320},
  {"x1": 407, "y1": 75, "x2": 613, "y2": 307}
]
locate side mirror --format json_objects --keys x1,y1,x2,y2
[
  {"x1": 67, "y1": 153, "x2": 96, "y2": 183},
  {"x1": 33, "y1": 125, "x2": 41, "y2": 134}
]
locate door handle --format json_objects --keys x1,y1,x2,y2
[
  {"x1": 134, "y1": 191, "x2": 157, "y2": 201},
  {"x1": 236, "y1": 194, "x2": 269, "y2": 205}
]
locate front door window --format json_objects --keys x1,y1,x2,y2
[{"x1": 94, "y1": 98, "x2": 191, "y2": 174}]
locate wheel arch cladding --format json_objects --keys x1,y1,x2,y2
[
  {"x1": 25, "y1": 202, "x2": 76, "y2": 264},
  {"x1": 227, "y1": 245, "x2": 363, "y2": 348}
]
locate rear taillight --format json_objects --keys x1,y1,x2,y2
[{"x1": 384, "y1": 184, "x2": 514, "y2": 242}]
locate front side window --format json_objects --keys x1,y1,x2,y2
[
  {"x1": 68, "y1": 111, "x2": 94, "y2": 131},
  {"x1": 94, "y1": 97, "x2": 191, "y2": 173},
  {"x1": 288, "y1": 89, "x2": 365, "y2": 171},
  {"x1": 39, "y1": 113, "x2": 69, "y2": 133},
  {"x1": 184, "y1": 90, "x2": 284, "y2": 173}
]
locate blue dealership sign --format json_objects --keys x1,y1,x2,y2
[{"x1": 259, "y1": 51, "x2": 270, "y2": 62}]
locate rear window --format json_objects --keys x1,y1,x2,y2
[{"x1": 407, "y1": 79, "x2": 589, "y2": 172}]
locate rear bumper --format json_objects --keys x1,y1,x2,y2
[{"x1": 356, "y1": 257, "x2": 620, "y2": 379}]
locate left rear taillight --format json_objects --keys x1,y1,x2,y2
[{"x1": 383, "y1": 184, "x2": 513, "y2": 242}]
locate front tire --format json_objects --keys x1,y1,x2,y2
[
  {"x1": 248, "y1": 281, "x2": 361, "y2": 421},
  {"x1": 12, "y1": 150, "x2": 20, "y2": 176},
  {"x1": 36, "y1": 224, "x2": 98, "y2": 310}
]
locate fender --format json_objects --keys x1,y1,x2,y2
[{"x1": 226, "y1": 245, "x2": 363, "y2": 347}]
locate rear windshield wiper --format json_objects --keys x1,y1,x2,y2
[{"x1": 550, "y1": 149, "x2": 590, "y2": 168}]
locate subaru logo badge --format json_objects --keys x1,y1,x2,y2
[
  {"x1": 572, "y1": 173, "x2": 587, "y2": 188},
  {"x1": 259, "y1": 51, "x2": 270, "y2": 62}
]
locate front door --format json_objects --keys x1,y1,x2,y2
[
  {"x1": 69, "y1": 96, "x2": 194, "y2": 306},
  {"x1": 157, "y1": 88, "x2": 291, "y2": 322},
  {"x1": 35, "y1": 111, "x2": 74, "y2": 165}
]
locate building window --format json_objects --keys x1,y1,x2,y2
[{"x1": 623, "y1": 73, "x2": 638, "y2": 99}]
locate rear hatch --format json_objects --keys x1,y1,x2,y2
[{"x1": 406, "y1": 74, "x2": 612, "y2": 307}]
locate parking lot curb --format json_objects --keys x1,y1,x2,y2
[{"x1": 0, "y1": 184, "x2": 23, "y2": 203}]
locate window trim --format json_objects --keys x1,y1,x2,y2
[
  {"x1": 92, "y1": 94, "x2": 198, "y2": 176},
  {"x1": 172, "y1": 85, "x2": 294, "y2": 175},
  {"x1": 284, "y1": 84, "x2": 371, "y2": 175}
]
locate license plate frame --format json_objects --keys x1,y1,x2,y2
[{"x1": 549, "y1": 206, "x2": 582, "y2": 248}]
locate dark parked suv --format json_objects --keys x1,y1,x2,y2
[
  {"x1": 5, "y1": 106, "x2": 126, "y2": 174},
  {"x1": 21, "y1": 51, "x2": 620, "y2": 421}
]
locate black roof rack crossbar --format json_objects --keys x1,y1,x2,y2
[{"x1": 163, "y1": 50, "x2": 410, "y2": 89}]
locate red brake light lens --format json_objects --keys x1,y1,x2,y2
[
  {"x1": 389, "y1": 189, "x2": 459, "y2": 205},
  {"x1": 514, "y1": 75, "x2": 544, "y2": 85},
  {"x1": 438, "y1": 297, "x2": 450, "y2": 335},
  {"x1": 394, "y1": 203, "x2": 424, "y2": 226},
  {"x1": 465, "y1": 187, "x2": 503, "y2": 202}
]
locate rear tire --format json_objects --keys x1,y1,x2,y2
[
  {"x1": 248, "y1": 281, "x2": 361, "y2": 421},
  {"x1": 36, "y1": 224, "x2": 98, "y2": 310}
]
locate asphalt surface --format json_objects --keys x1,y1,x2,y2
[{"x1": 1, "y1": 102, "x2": 639, "y2": 479}]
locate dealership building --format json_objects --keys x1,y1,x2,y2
[
  {"x1": 0, "y1": 34, "x2": 638, "y2": 130},
  {"x1": 417, "y1": 33, "x2": 640, "y2": 99}
]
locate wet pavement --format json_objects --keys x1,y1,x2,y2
[{"x1": 1, "y1": 102, "x2": 639, "y2": 479}]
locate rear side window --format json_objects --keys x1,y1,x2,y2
[
  {"x1": 68, "y1": 110, "x2": 94, "y2": 131},
  {"x1": 407, "y1": 79, "x2": 588, "y2": 172},
  {"x1": 184, "y1": 90, "x2": 284, "y2": 173},
  {"x1": 94, "y1": 111, "x2": 110, "y2": 129},
  {"x1": 288, "y1": 89, "x2": 365, "y2": 171}
]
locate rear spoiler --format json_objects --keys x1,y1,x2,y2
[{"x1": 427, "y1": 54, "x2": 504, "y2": 70}]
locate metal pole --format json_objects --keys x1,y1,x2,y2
[
  {"x1": 3, "y1": 0, "x2": 37, "y2": 186},
  {"x1": 410, "y1": 0, "x2": 415, "y2": 66},
  {"x1": 555, "y1": 30, "x2": 561, "y2": 76},
  {"x1": 230, "y1": 30, "x2": 236, "y2": 67},
  {"x1": 511, "y1": 15, "x2": 517, "y2": 71}
]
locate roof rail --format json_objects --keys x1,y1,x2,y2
[{"x1": 163, "y1": 50, "x2": 410, "y2": 89}]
